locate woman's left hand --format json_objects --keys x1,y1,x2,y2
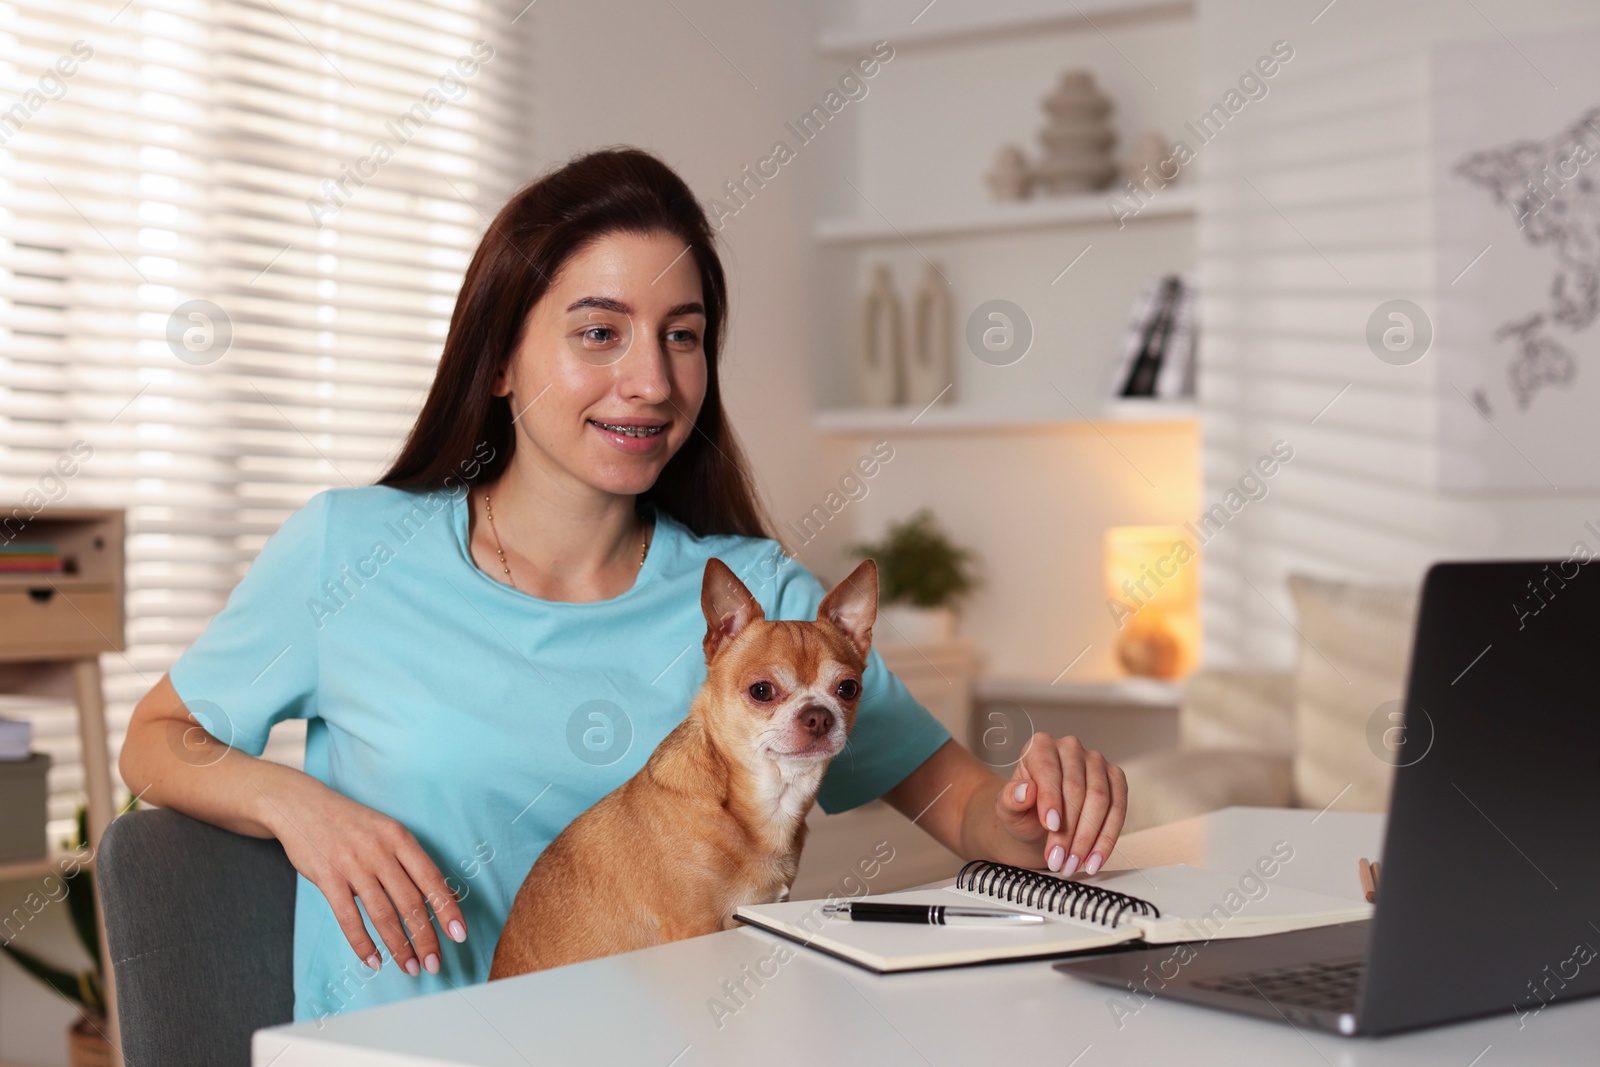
[{"x1": 995, "y1": 732, "x2": 1127, "y2": 876}]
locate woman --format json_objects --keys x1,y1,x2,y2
[{"x1": 118, "y1": 147, "x2": 1128, "y2": 1022}]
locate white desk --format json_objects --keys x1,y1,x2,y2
[{"x1": 254, "y1": 807, "x2": 1598, "y2": 1065}]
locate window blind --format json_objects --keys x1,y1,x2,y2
[{"x1": 0, "y1": 0, "x2": 532, "y2": 840}]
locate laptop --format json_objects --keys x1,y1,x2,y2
[{"x1": 1055, "y1": 560, "x2": 1600, "y2": 1036}]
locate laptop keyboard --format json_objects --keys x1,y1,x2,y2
[{"x1": 1195, "y1": 956, "x2": 1364, "y2": 1013}]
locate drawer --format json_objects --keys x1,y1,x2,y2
[{"x1": 0, "y1": 584, "x2": 123, "y2": 661}]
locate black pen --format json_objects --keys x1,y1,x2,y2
[{"x1": 821, "y1": 902, "x2": 1045, "y2": 926}]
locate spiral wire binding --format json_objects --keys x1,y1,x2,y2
[{"x1": 954, "y1": 859, "x2": 1160, "y2": 928}]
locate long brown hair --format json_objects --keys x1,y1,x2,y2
[{"x1": 380, "y1": 146, "x2": 775, "y2": 540}]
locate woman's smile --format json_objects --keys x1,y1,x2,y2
[{"x1": 588, "y1": 416, "x2": 669, "y2": 453}]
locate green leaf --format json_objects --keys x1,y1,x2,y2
[
  {"x1": 0, "y1": 942, "x2": 85, "y2": 1007},
  {"x1": 82, "y1": 968, "x2": 104, "y2": 1019},
  {"x1": 59, "y1": 796, "x2": 141, "y2": 979},
  {"x1": 64, "y1": 866, "x2": 100, "y2": 969},
  {"x1": 61, "y1": 803, "x2": 102, "y2": 970}
]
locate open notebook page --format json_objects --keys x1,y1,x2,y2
[{"x1": 941, "y1": 863, "x2": 1374, "y2": 943}]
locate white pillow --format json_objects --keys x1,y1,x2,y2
[{"x1": 1287, "y1": 573, "x2": 1419, "y2": 813}]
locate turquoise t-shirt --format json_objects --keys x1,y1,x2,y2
[{"x1": 167, "y1": 483, "x2": 952, "y2": 1022}]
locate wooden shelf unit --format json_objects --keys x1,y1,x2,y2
[{"x1": 0, "y1": 506, "x2": 125, "y2": 1067}]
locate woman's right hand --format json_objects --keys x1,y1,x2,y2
[{"x1": 256, "y1": 771, "x2": 469, "y2": 977}]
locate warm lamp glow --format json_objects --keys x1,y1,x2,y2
[{"x1": 1104, "y1": 526, "x2": 1200, "y2": 679}]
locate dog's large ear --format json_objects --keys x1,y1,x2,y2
[
  {"x1": 702, "y1": 558, "x2": 765, "y2": 661},
  {"x1": 818, "y1": 558, "x2": 878, "y2": 661}
]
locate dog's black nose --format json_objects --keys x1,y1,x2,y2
[{"x1": 800, "y1": 705, "x2": 834, "y2": 738}]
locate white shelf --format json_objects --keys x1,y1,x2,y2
[
  {"x1": 816, "y1": 405, "x2": 1063, "y2": 434},
  {"x1": 814, "y1": 186, "x2": 1196, "y2": 245},
  {"x1": 814, "y1": 402, "x2": 1196, "y2": 435},
  {"x1": 975, "y1": 676, "x2": 1183, "y2": 708},
  {"x1": 1102, "y1": 397, "x2": 1198, "y2": 421},
  {"x1": 816, "y1": 0, "x2": 1192, "y2": 56}
]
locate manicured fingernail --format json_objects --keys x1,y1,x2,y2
[
  {"x1": 424, "y1": 952, "x2": 440, "y2": 975},
  {"x1": 1046, "y1": 808, "x2": 1061, "y2": 832},
  {"x1": 1048, "y1": 845, "x2": 1064, "y2": 871},
  {"x1": 449, "y1": 920, "x2": 466, "y2": 943},
  {"x1": 1013, "y1": 782, "x2": 1027, "y2": 803},
  {"x1": 1086, "y1": 851, "x2": 1104, "y2": 875},
  {"x1": 404, "y1": 957, "x2": 420, "y2": 977},
  {"x1": 365, "y1": 952, "x2": 382, "y2": 971},
  {"x1": 1063, "y1": 853, "x2": 1080, "y2": 876}
]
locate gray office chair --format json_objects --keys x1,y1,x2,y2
[{"x1": 98, "y1": 808, "x2": 297, "y2": 1067}]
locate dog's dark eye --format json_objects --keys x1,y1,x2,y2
[
  {"x1": 837, "y1": 679, "x2": 860, "y2": 700},
  {"x1": 749, "y1": 682, "x2": 774, "y2": 702}
]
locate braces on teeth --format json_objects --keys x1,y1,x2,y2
[{"x1": 593, "y1": 421, "x2": 662, "y2": 437}]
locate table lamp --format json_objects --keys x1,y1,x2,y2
[{"x1": 1104, "y1": 525, "x2": 1200, "y2": 679}]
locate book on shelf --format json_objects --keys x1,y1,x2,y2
[
  {"x1": 0, "y1": 544, "x2": 64, "y2": 574},
  {"x1": 1105, "y1": 273, "x2": 1197, "y2": 402}
]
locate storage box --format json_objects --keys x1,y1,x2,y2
[{"x1": 0, "y1": 752, "x2": 53, "y2": 863}]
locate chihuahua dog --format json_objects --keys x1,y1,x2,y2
[{"x1": 489, "y1": 556, "x2": 877, "y2": 979}]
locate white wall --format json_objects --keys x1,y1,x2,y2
[{"x1": 1195, "y1": 0, "x2": 1600, "y2": 667}]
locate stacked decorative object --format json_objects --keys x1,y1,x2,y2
[{"x1": 1033, "y1": 70, "x2": 1118, "y2": 194}]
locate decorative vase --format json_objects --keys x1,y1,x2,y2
[
  {"x1": 986, "y1": 144, "x2": 1033, "y2": 201},
  {"x1": 1120, "y1": 130, "x2": 1176, "y2": 189},
  {"x1": 1033, "y1": 70, "x2": 1118, "y2": 194},
  {"x1": 907, "y1": 261, "x2": 953, "y2": 407},
  {"x1": 69, "y1": 1016, "x2": 114, "y2": 1067},
  {"x1": 859, "y1": 264, "x2": 904, "y2": 407},
  {"x1": 877, "y1": 603, "x2": 958, "y2": 645}
]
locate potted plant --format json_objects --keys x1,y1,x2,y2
[
  {"x1": 847, "y1": 508, "x2": 980, "y2": 644},
  {"x1": 1, "y1": 802, "x2": 131, "y2": 1067}
]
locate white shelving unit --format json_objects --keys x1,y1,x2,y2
[
  {"x1": 808, "y1": 0, "x2": 1203, "y2": 684},
  {"x1": 810, "y1": 0, "x2": 1199, "y2": 430}
]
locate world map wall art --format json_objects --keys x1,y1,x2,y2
[{"x1": 1433, "y1": 28, "x2": 1600, "y2": 489}]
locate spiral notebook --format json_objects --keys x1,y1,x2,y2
[{"x1": 733, "y1": 860, "x2": 1374, "y2": 974}]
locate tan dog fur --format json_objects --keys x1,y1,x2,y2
[{"x1": 489, "y1": 556, "x2": 877, "y2": 978}]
